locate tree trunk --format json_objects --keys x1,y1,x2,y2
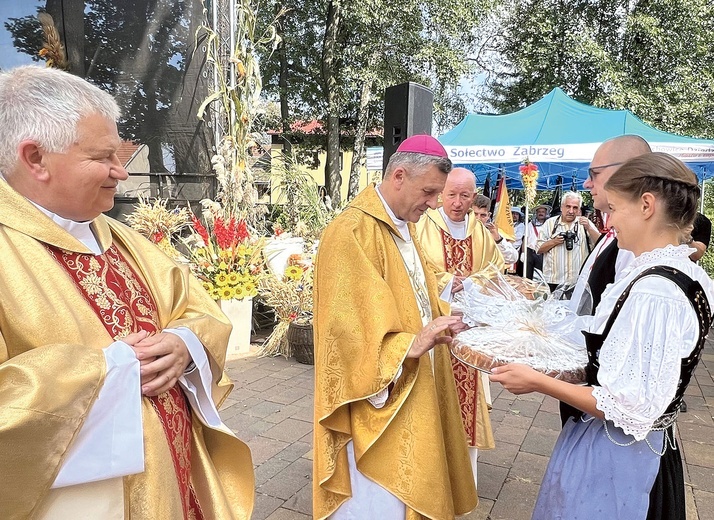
[
  {"x1": 46, "y1": 0, "x2": 85, "y2": 76},
  {"x1": 277, "y1": 6, "x2": 290, "y2": 133},
  {"x1": 172, "y1": 0, "x2": 213, "y2": 177},
  {"x1": 325, "y1": 114, "x2": 341, "y2": 207},
  {"x1": 143, "y1": 82, "x2": 168, "y2": 174},
  {"x1": 322, "y1": 0, "x2": 342, "y2": 207},
  {"x1": 348, "y1": 80, "x2": 372, "y2": 200}
]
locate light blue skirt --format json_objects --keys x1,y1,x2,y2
[{"x1": 532, "y1": 415, "x2": 664, "y2": 520}]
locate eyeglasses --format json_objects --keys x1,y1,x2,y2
[{"x1": 587, "y1": 162, "x2": 624, "y2": 181}]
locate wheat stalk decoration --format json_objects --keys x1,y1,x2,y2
[{"x1": 38, "y1": 12, "x2": 69, "y2": 71}]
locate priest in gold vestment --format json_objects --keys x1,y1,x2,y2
[
  {"x1": 415, "y1": 168, "x2": 504, "y2": 484},
  {"x1": 313, "y1": 135, "x2": 477, "y2": 519},
  {"x1": 0, "y1": 66, "x2": 253, "y2": 519}
]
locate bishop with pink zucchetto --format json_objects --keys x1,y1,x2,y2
[{"x1": 313, "y1": 135, "x2": 479, "y2": 519}]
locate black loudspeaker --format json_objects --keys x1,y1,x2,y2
[{"x1": 383, "y1": 82, "x2": 434, "y2": 171}]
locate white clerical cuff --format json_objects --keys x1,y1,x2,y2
[
  {"x1": 52, "y1": 341, "x2": 144, "y2": 488},
  {"x1": 367, "y1": 365, "x2": 404, "y2": 409},
  {"x1": 462, "y1": 278, "x2": 474, "y2": 293},
  {"x1": 440, "y1": 277, "x2": 454, "y2": 302},
  {"x1": 167, "y1": 328, "x2": 234, "y2": 436}
]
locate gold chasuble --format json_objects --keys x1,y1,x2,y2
[
  {"x1": 415, "y1": 209, "x2": 503, "y2": 450},
  {"x1": 0, "y1": 180, "x2": 254, "y2": 520},
  {"x1": 415, "y1": 208, "x2": 504, "y2": 295},
  {"x1": 313, "y1": 185, "x2": 477, "y2": 520}
]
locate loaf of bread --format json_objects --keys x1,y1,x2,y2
[{"x1": 450, "y1": 332, "x2": 586, "y2": 384}]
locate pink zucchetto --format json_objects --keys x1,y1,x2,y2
[{"x1": 396, "y1": 134, "x2": 448, "y2": 158}]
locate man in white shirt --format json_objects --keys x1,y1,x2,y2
[
  {"x1": 472, "y1": 194, "x2": 519, "y2": 265},
  {"x1": 537, "y1": 192, "x2": 600, "y2": 295},
  {"x1": 560, "y1": 135, "x2": 652, "y2": 427},
  {"x1": 511, "y1": 207, "x2": 526, "y2": 251},
  {"x1": 522, "y1": 203, "x2": 550, "y2": 279}
]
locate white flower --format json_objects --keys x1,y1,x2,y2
[{"x1": 200, "y1": 199, "x2": 222, "y2": 221}]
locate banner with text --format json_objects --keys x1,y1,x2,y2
[{"x1": 444, "y1": 142, "x2": 714, "y2": 164}]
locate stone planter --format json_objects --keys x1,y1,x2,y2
[{"x1": 220, "y1": 297, "x2": 253, "y2": 359}]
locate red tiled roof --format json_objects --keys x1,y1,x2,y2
[
  {"x1": 117, "y1": 141, "x2": 141, "y2": 167},
  {"x1": 291, "y1": 120, "x2": 323, "y2": 133},
  {"x1": 267, "y1": 119, "x2": 383, "y2": 137}
]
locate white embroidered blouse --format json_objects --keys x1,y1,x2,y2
[{"x1": 590, "y1": 244, "x2": 714, "y2": 440}]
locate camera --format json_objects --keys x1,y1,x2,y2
[{"x1": 559, "y1": 230, "x2": 577, "y2": 251}]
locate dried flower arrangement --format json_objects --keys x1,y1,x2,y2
[
  {"x1": 126, "y1": 196, "x2": 190, "y2": 260},
  {"x1": 257, "y1": 258, "x2": 313, "y2": 357}
]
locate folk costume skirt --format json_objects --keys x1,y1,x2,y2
[{"x1": 532, "y1": 414, "x2": 666, "y2": 520}]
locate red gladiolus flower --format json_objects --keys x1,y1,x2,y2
[
  {"x1": 227, "y1": 217, "x2": 238, "y2": 245},
  {"x1": 236, "y1": 219, "x2": 249, "y2": 243},
  {"x1": 214, "y1": 217, "x2": 233, "y2": 250},
  {"x1": 191, "y1": 215, "x2": 210, "y2": 245},
  {"x1": 519, "y1": 163, "x2": 538, "y2": 175}
]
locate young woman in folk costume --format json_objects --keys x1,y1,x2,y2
[{"x1": 490, "y1": 152, "x2": 713, "y2": 520}]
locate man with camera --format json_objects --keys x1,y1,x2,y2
[{"x1": 536, "y1": 192, "x2": 600, "y2": 295}]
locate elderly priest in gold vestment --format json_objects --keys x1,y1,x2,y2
[
  {"x1": 415, "y1": 168, "x2": 504, "y2": 486},
  {"x1": 0, "y1": 66, "x2": 253, "y2": 519},
  {"x1": 313, "y1": 135, "x2": 478, "y2": 519}
]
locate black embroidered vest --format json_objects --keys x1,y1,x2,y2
[{"x1": 580, "y1": 265, "x2": 711, "y2": 424}]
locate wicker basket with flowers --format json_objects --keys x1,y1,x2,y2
[{"x1": 257, "y1": 257, "x2": 314, "y2": 358}]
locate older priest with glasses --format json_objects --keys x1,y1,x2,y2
[
  {"x1": 313, "y1": 135, "x2": 477, "y2": 519},
  {"x1": 0, "y1": 66, "x2": 253, "y2": 519}
]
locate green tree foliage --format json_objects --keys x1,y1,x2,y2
[
  {"x1": 699, "y1": 180, "x2": 714, "y2": 277},
  {"x1": 488, "y1": 0, "x2": 714, "y2": 138},
  {"x1": 606, "y1": 0, "x2": 714, "y2": 137},
  {"x1": 257, "y1": 0, "x2": 495, "y2": 204}
]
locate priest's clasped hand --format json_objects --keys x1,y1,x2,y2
[
  {"x1": 407, "y1": 315, "x2": 464, "y2": 359},
  {"x1": 127, "y1": 330, "x2": 192, "y2": 396},
  {"x1": 451, "y1": 275, "x2": 466, "y2": 294}
]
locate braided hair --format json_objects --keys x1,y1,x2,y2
[{"x1": 604, "y1": 152, "x2": 699, "y2": 242}]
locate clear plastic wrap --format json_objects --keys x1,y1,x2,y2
[{"x1": 451, "y1": 266, "x2": 589, "y2": 383}]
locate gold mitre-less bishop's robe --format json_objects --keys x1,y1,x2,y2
[
  {"x1": 415, "y1": 208, "x2": 505, "y2": 295},
  {"x1": 313, "y1": 185, "x2": 477, "y2": 520},
  {"x1": 0, "y1": 180, "x2": 254, "y2": 519}
]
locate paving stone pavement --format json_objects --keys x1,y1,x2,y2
[{"x1": 222, "y1": 338, "x2": 714, "y2": 520}]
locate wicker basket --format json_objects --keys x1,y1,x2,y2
[{"x1": 287, "y1": 321, "x2": 314, "y2": 365}]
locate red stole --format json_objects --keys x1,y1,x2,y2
[
  {"x1": 46, "y1": 244, "x2": 203, "y2": 520},
  {"x1": 440, "y1": 230, "x2": 473, "y2": 277},
  {"x1": 440, "y1": 231, "x2": 480, "y2": 446}
]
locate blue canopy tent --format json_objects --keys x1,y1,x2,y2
[{"x1": 438, "y1": 88, "x2": 714, "y2": 191}]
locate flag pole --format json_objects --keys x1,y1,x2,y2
[{"x1": 523, "y1": 201, "x2": 529, "y2": 277}]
